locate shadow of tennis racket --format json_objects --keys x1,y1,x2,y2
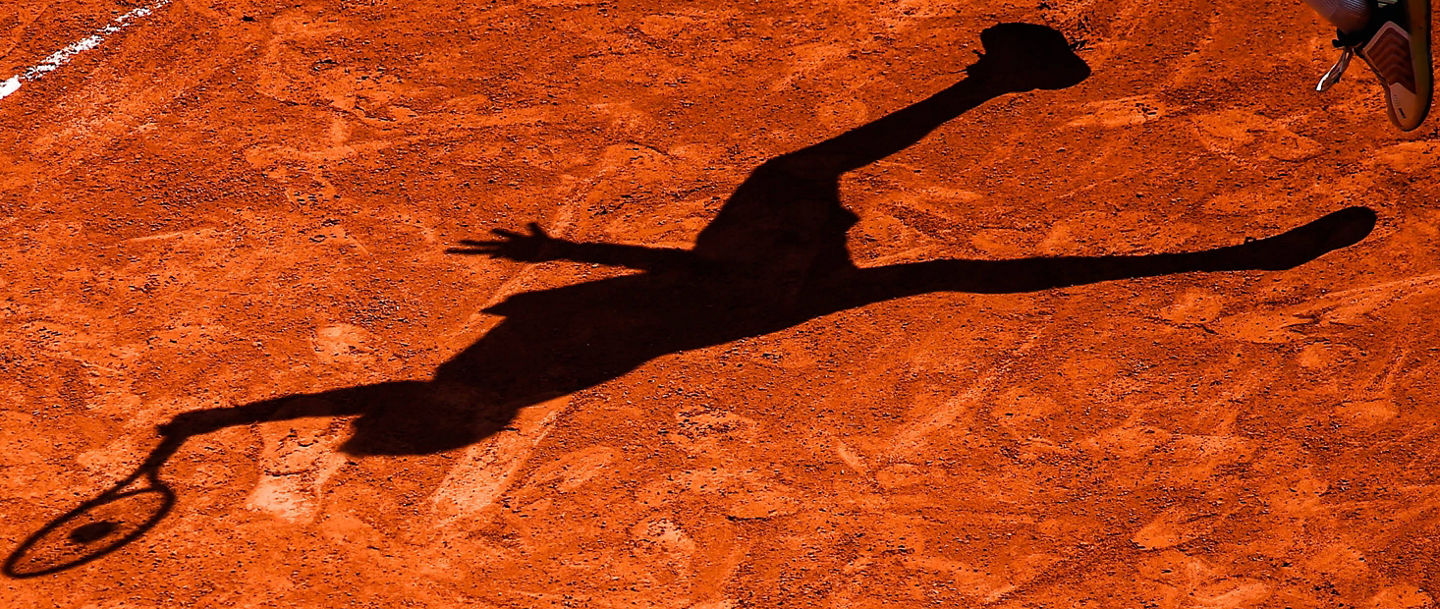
[{"x1": 4, "y1": 437, "x2": 182, "y2": 578}]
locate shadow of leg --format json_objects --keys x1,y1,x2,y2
[{"x1": 844, "y1": 206, "x2": 1377, "y2": 300}]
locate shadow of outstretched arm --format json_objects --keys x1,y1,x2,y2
[
  {"x1": 3, "y1": 380, "x2": 449, "y2": 578},
  {"x1": 449, "y1": 222, "x2": 695, "y2": 271},
  {"x1": 843, "y1": 206, "x2": 1376, "y2": 304}
]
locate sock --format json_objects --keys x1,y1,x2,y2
[{"x1": 1304, "y1": 0, "x2": 1374, "y2": 34}]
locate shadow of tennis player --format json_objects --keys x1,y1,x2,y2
[{"x1": 7, "y1": 22, "x2": 1376, "y2": 577}]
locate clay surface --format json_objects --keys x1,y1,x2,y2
[{"x1": 1, "y1": 0, "x2": 1438, "y2": 607}]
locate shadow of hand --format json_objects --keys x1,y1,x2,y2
[
  {"x1": 967, "y1": 22, "x2": 1091, "y2": 92},
  {"x1": 447, "y1": 222, "x2": 564, "y2": 262}
]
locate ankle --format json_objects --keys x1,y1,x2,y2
[{"x1": 1306, "y1": 0, "x2": 1374, "y2": 34}]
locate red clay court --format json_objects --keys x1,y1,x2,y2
[{"x1": 1, "y1": 1, "x2": 1438, "y2": 607}]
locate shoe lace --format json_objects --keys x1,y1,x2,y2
[{"x1": 1317, "y1": 45, "x2": 1356, "y2": 92}]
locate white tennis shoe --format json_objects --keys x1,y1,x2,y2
[{"x1": 1317, "y1": 0, "x2": 1433, "y2": 131}]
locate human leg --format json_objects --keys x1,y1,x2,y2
[{"x1": 1305, "y1": 0, "x2": 1373, "y2": 32}]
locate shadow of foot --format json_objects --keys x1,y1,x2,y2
[
  {"x1": 967, "y1": 22, "x2": 1091, "y2": 91},
  {"x1": 1239, "y1": 206, "x2": 1377, "y2": 270}
]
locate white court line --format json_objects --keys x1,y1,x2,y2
[{"x1": 0, "y1": 0, "x2": 171, "y2": 101}]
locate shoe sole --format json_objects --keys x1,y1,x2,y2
[
  {"x1": 1402, "y1": 0, "x2": 1432, "y2": 130},
  {"x1": 1364, "y1": 0, "x2": 1433, "y2": 130}
]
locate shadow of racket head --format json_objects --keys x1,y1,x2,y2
[{"x1": 5, "y1": 476, "x2": 175, "y2": 578}]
